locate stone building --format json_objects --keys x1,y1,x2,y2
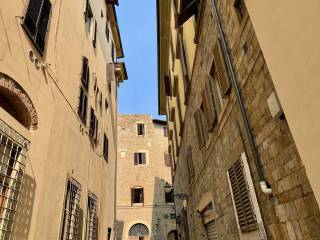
[
  {"x1": 157, "y1": 0, "x2": 320, "y2": 239},
  {"x1": 116, "y1": 115, "x2": 177, "y2": 240},
  {"x1": 0, "y1": 0, "x2": 126, "y2": 239}
]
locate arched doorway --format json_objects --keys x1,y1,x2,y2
[
  {"x1": 0, "y1": 73, "x2": 38, "y2": 129},
  {"x1": 167, "y1": 230, "x2": 177, "y2": 240},
  {"x1": 128, "y1": 223, "x2": 149, "y2": 240}
]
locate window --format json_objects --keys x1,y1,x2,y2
[
  {"x1": 92, "y1": 19, "x2": 97, "y2": 47},
  {"x1": 227, "y1": 158, "x2": 258, "y2": 233},
  {"x1": 234, "y1": 0, "x2": 247, "y2": 23},
  {"x1": 194, "y1": 104, "x2": 209, "y2": 149},
  {"x1": 177, "y1": 92, "x2": 184, "y2": 136},
  {"x1": 103, "y1": 134, "x2": 108, "y2": 161},
  {"x1": 105, "y1": 21, "x2": 110, "y2": 42},
  {"x1": 107, "y1": 227, "x2": 112, "y2": 240},
  {"x1": 169, "y1": 213, "x2": 176, "y2": 220},
  {"x1": 81, "y1": 57, "x2": 90, "y2": 89},
  {"x1": 178, "y1": 32, "x2": 190, "y2": 98},
  {"x1": 131, "y1": 187, "x2": 144, "y2": 204},
  {"x1": 129, "y1": 223, "x2": 149, "y2": 237},
  {"x1": 137, "y1": 123, "x2": 145, "y2": 136},
  {"x1": 23, "y1": 0, "x2": 52, "y2": 53},
  {"x1": 211, "y1": 40, "x2": 231, "y2": 99},
  {"x1": 85, "y1": 2, "x2": 93, "y2": 33},
  {"x1": 165, "y1": 187, "x2": 174, "y2": 203},
  {"x1": 164, "y1": 75, "x2": 172, "y2": 97},
  {"x1": 134, "y1": 152, "x2": 146, "y2": 165},
  {"x1": 60, "y1": 179, "x2": 81, "y2": 240},
  {"x1": 90, "y1": 108, "x2": 98, "y2": 140},
  {"x1": 175, "y1": 0, "x2": 201, "y2": 27},
  {"x1": 206, "y1": 220, "x2": 218, "y2": 240},
  {"x1": 186, "y1": 147, "x2": 194, "y2": 179},
  {"x1": 163, "y1": 126, "x2": 168, "y2": 137},
  {"x1": 202, "y1": 81, "x2": 217, "y2": 131},
  {"x1": 86, "y1": 193, "x2": 98, "y2": 240},
  {"x1": 164, "y1": 153, "x2": 171, "y2": 167},
  {"x1": 111, "y1": 42, "x2": 115, "y2": 62},
  {"x1": 0, "y1": 121, "x2": 28, "y2": 239}
]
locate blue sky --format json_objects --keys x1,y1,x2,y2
[{"x1": 117, "y1": 0, "x2": 165, "y2": 120}]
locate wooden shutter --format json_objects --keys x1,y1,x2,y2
[
  {"x1": 106, "y1": 0, "x2": 119, "y2": 5},
  {"x1": 176, "y1": 0, "x2": 198, "y2": 27},
  {"x1": 92, "y1": 19, "x2": 97, "y2": 47},
  {"x1": 141, "y1": 153, "x2": 146, "y2": 164},
  {"x1": 187, "y1": 147, "x2": 194, "y2": 178},
  {"x1": 23, "y1": 0, "x2": 43, "y2": 37},
  {"x1": 134, "y1": 153, "x2": 138, "y2": 165},
  {"x1": 194, "y1": 110, "x2": 204, "y2": 148},
  {"x1": 178, "y1": 32, "x2": 190, "y2": 96},
  {"x1": 131, "y1": 188, "x2": 134, "y2": 204},
  {"x1": 202, "y1": 82, "x2": 217, "y2": 131},
  {"x1": 228, "y1": 159, "x2": 258, "y2": 232},
  {"x1": 81, "y1": 57, "x2": 89, "y2": 88},
  {"x1": 164, "y1": 75, "x2": 172, "y2": 96},
  {"x1": 141, "y1": 188, "x2": 144, "y2": 203},
  {"x1": 83, "y1": 0, "x2": 88, "y2": 16},
  {"x1": 213, "y1": 40, "x2": 231, "y2": 96},
  {"x1": 34, "y1": 0, "x2": 51, "y2": 52},
  {"x1": 206, "y1": 220, "x2": 218, "y2": 240}
]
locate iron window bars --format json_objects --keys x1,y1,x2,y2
[
  {"x1": 0, "y1": 119, "x2": 29, "y2": 239},
  {"x1": 87, "y1": 193, "x2": 98, "y2": 240},
  {"x1": 61, "y1": 179, "x2": 81, "y2": 240}
]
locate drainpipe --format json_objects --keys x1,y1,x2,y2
[{"x1": 210, "y1": 0, "x2": 272, "y2": 195}]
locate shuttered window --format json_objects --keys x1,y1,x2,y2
[
  {"x1": 164, "y1": 153, "x2": 171, "y2": 167},
  {"x1": 213, "y1": 40, "x2": 231, "y2": 96},
  {"x1": 186, "y1": 146, "x2": 194, "y2": 178},
  {"x1": 206, "y1": 220, "x2": 219, "y2": 240},
  {"x1": 178, "y1": 32, "x2": 190, "y2": 99},
  {"x1": 134, "y1": 153, "x2": 146, "y2": 165},
  {"x1": 131, "y1": 187, "x2": 144, "y2": 204},
  {"x1": 194, "y1": 106, "x2": 208, "y2": 149},
  {"x1": 137, "y1": 123, "x2": 145, "y2": 136},
  {"x1": 78, "y1": 87, "x2": 88, "y2": 123},
  {"x1": 228, "y1": 159, "x2": 258, "y2": 232},
  {"x1": 92, "y1": 19, "x2": 97, "y2": 47},
  {"x1": 103, "y1": 134, "x2": 108, "y2": 161},
  {"x1": 23, "y1": 0, "x2": 52, "y2": 53},
  {"x1": 81, "y1": 57, "x2": 90, "y2": 89},
  {"x1": 164, "y1": 75, "x2": 172, "y2": 97},
  {"x1": 202, "y1": 82, "x2": 217, "y2": 131},
  {"x1": 90, "y1": 108, "x2": 98, "y2": 140},
  {"x1": 176, "y1": 0, "x2": 201, "y2": 27}
]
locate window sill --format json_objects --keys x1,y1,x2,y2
[{"x1": 132, "y1": 203, "x2": 144, "y2": 207}]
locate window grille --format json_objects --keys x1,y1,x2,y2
[
  {"x1": 128, "y1": 223, "x2": 149, "y2": 236},
  {"x1": 61, "y1": 179, "x2": 81, "y2": 240},
  {"x1": 87, "y1": 193, "x2": 98, "y2": 240},
  {"x1": 0, "y1": 120, "x2": 29, "y2": 239}
]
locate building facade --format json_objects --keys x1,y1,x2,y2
[
  {"x1": 0, "y1": 0, "x2": 126, "y2": 239},
  {"x1": 157, "y1": 0, "x2": 320, "y2": 239},
  {"x1": 116, "y1": 115, "x2": 177, "y2": 240}
]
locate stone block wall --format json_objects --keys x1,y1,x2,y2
[{"x1": 173, "y1": 0, "x2": 320, "y2": 239}]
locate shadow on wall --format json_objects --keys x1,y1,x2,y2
[
  {"x1": 114, "y1": 220, "x2": 124, "y2": 240},
  {"x1": 11, "y1": 174, "x2": 36, "y2": 240},
  {"x1": 151, "y1": 177, "x2": 176, "y2": 240}
]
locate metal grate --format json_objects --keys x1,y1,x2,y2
[
  {"x1": 61, "y1": 179, "x2": 81, "y2": 240},
  {"x1": 87, "y1": 193, "x2": 98, "y2": 240},
  {"x1": 228, "y1": 159, "x2": 258, "y2": 232},
  {"x1": 0, "y1": 120, "x2": 28, "y2": 239}
]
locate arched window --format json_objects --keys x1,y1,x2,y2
[
  {"x1": 167, "y1": 230, "x2": 178, "y2": 240},
  {"x1": 129, "y1": 223, "x2": 149, "y2": 237},
  {"x1": 0, "y1": 73, "x2": 38, "y2": 129}
]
